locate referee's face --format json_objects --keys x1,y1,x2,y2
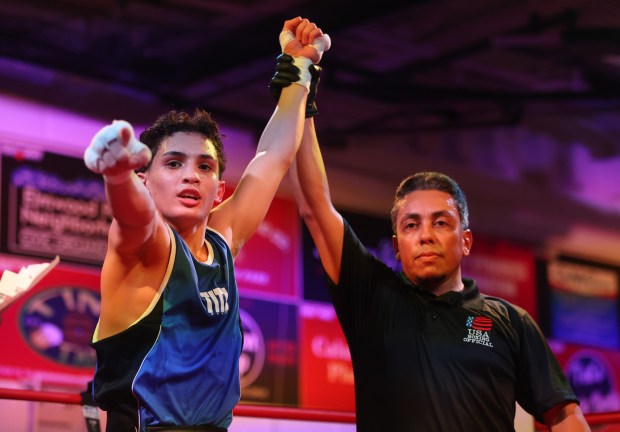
[{"x1": 392, "y1": 190, "x2": 472, "y2": 293}]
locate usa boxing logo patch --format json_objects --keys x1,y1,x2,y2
[{"x1": 463, "y1": 315, "x2": 494, "y2": 347}]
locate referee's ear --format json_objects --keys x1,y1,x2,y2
[
  {"x1": 462, "y1": 229, "x2": 473, "y2": 257},
  {"x1": 392, "y1": 235, "x2": 400, "y2": 261}
]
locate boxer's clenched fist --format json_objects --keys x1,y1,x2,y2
[{"x1": 84, "y1": 120, "x2": 151, "y2": 184}]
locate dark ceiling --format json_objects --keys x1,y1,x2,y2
[
  {"x1": 1, "y1": 0, "x2": 620, "y2": 254},
  {"x1": 2, "y1": 0, "x2": 620, "y2": 148}
]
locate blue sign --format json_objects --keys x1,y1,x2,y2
[{"x1": 19, "y1": 286, "x2": 100, "y2": 367}]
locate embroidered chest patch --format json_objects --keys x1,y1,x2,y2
[{"x1": 463, "y1": 316, "x2": 494, "y2": 347}]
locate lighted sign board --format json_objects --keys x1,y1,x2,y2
[{"x1": 0, "y1": 152, "x2": 110, "y2": 264}]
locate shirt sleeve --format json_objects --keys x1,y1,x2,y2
[
  {"x1": 327, "y1": 218, "x2": 394, "y2": 342},
  {"x1": 514, "y1": 310, "x2": 579, "y2": 423}
]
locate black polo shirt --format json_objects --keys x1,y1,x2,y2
[{"x1": 328, "y1": 219, "x2": 578, "y2": 432}]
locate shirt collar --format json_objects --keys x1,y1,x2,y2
[{"x1": 401, "y1": 274, "x2": 481, "y2": 307}]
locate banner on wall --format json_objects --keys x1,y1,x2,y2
[
  {"x1": 549, "y1": 340, "x2": 620, "y2": 414},
  {"x1": 0, "y1": 152, "x2": 110, "y2": 265},
  {"x1": 239, "y1": 296, "x2": 298, "y2": 406},
  {"x1": 234, "y1": 195, "x2": 300, "y2": 299},
  {"x1": 547, "y1": 257, "x2": 619, "y2": 350},
  {"x1": 461, "y1": 234, "x2": 537, "y2": 318},
  {"x1": 0, "y1": 255, "x2": 100, "y2": 384},
  {"x1": 298, "y1": 302, "x2": 355, "y2": 411},
  {"x1": 303, "y1": 210, "x2": 398, "y2": 303}
]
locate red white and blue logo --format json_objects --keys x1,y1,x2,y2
[
  {"x1": 463, "y1": 315, "x2": 494, "y2": 347},
  {"x1": 467, "y1": 316, "x2": 493, "y2": 331}
]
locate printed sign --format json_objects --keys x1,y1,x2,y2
[
  {"x1": 547, "y1": 258, "x2": 619, "y2": 349},
  {"x1": 0, "y1": 256, "x2": 100, "y2": 380},
  {"x1": 0, "y1": 152, "x2": 110, "y2": 264},
  {"x1": 19, "y1": 285, "x2": 99, "y2": 368},
  {"x1": 550, "y1": 341, "x2": 620, "y2": 414},
  {"x1": 298, "y1": 302, "x2": 355, "y2": 411},
  {"x1": 231, "y1": 192, "x2": 300, "y2": 299},
  {"x1": 239, "y1": 296, "x2": 298, "y2": 405},
  {"x1": 461, "y1": 234, "x2": 537, "y2": 318}
]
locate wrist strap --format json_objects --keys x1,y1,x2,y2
[{"x1": 291, "y1": 56, "x2": 312, "y2": 90}]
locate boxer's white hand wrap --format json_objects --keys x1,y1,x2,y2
[
  {"x1": 311, "y1": 34, "x2": 332, "y2": 62},
  {"x1": 83, "y1": 120, "x2": 151, "y2": 185},
  {"x1": 279, "y1": 29, "x2": 297, "y2": 54},
  {"x1": 291, "y1": 57, "x2": 313, "y2": 90},
  {"x1": 279, "y1": 30, "x2": 331, "y2": 90}
]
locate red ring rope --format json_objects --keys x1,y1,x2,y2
[
  {"x1": 0, "y1": 387, "x2": 355, "y2": 423},
  {"x1": 0, "y1": 387, "x2": 618, "y2": 425}
]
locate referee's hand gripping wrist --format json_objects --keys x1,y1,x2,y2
[{"x1": 279, "y1": 17, "x2": 331, "y2": 90}]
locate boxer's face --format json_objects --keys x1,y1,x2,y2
[{"x1": 142, "y1": 132, "x2": 225, "y2": 227}]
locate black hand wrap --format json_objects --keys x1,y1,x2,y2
[
  {"x1": 269, "y1": 53, "x2": 300, "y2": 101},
  {"x1": 269, "y1": 53, "x2": 322, "y2": 118},
  {"x1": 306, "y1": 64, "x2": 322, "y2": 118}
]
